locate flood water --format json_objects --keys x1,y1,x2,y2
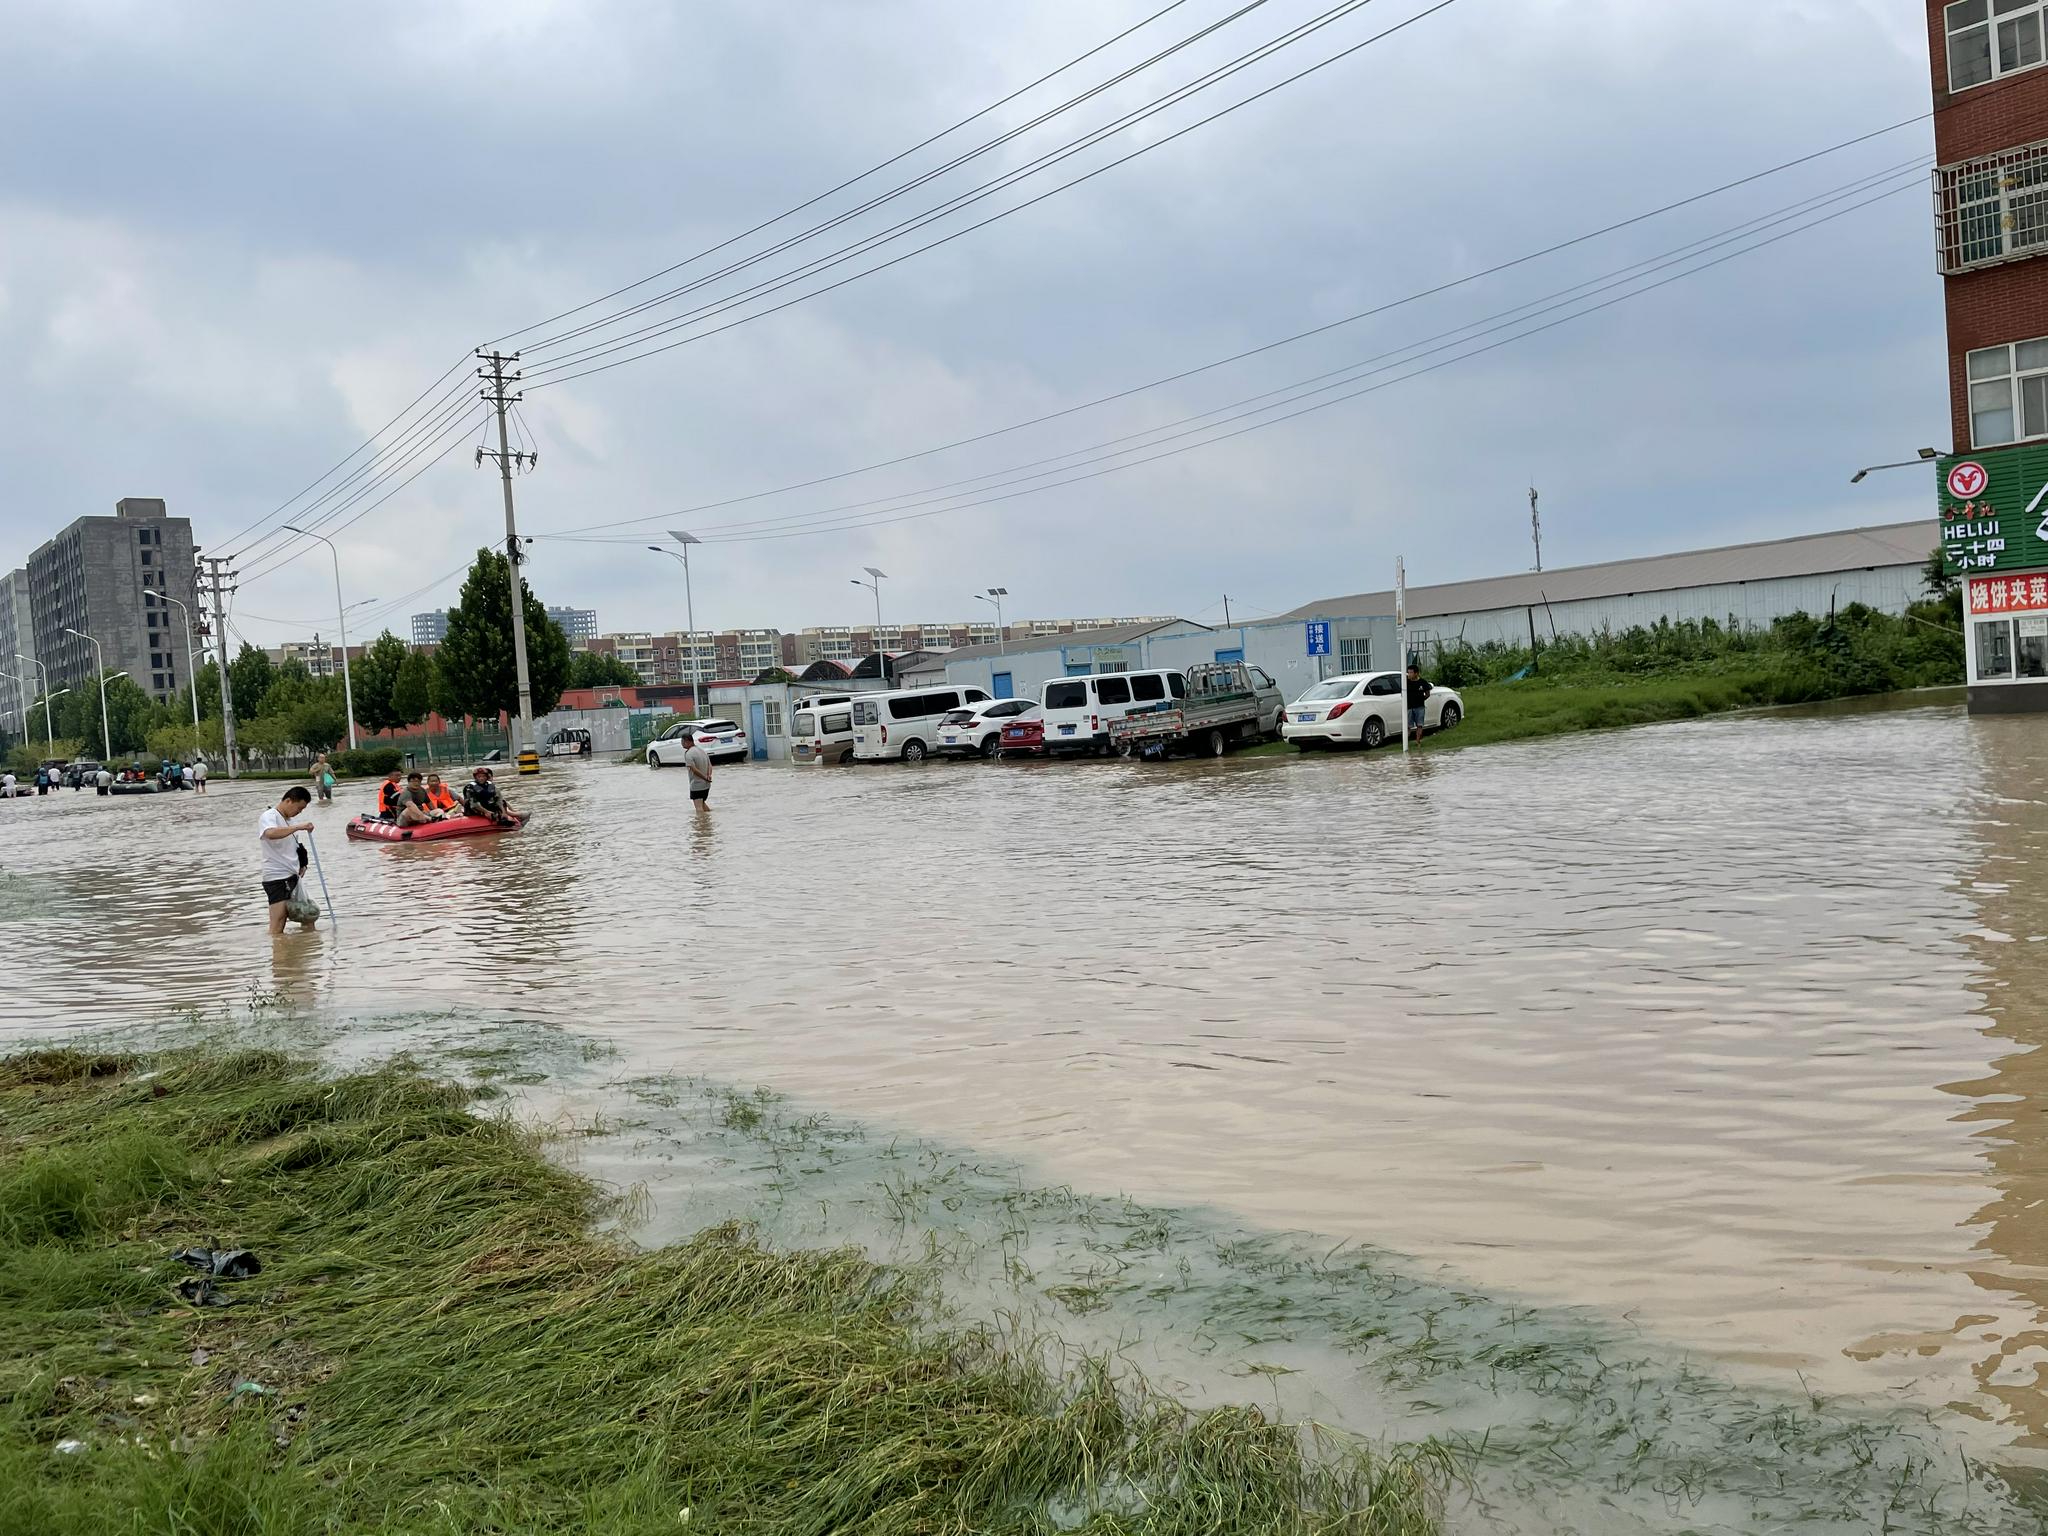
[{"x1": 8, "y1": 701, "x2": 2048, "y2": 1487}]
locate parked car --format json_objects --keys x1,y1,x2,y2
[
  {"x1": 543, "y1": 727, "x2": 593, "y2": 757},
  {"x1": 851, "y1": 686, "x2": 992, "y2": 763},
  {"x1": 647, "y1": 717, "x2": 750, "y2": 767},
  {"x1": 1108, "y1": 662, "x2": 1285, "y2": 758},
  {"x1": 935, "y1": 698, "x2": 1037, "y2": 757},
  {"x1": 790, "y1": 698, "x2": 858, "y2": 764},
  {"x1": 1281, "y1": 672, "x2": 1463, "y2": 750},
  {"x1": 998, "y1": 707, "x2": 1046, "y2": 758},
  {"x1": 1039, "y1": 669, "x2": 1186, "y2": 754}
]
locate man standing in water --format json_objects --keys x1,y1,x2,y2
[
  {"x1": 681, "y1": 729, "x2": 714, "y2": 810},
  {"x1": 259, "y1": 786, "x2": 317, "y2": 937},
  {"x1": 193, "y1": 755, "x2": 208, "y2": 794}
]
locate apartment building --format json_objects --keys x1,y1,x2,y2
[
  {"x1": 0, "y1": 568, "x2": 36, "y2": 739},
  {"x1": 26, "y1": 498, "x2": 200, "y2": 703}
]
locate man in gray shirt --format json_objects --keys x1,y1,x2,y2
[{"x1": 682, "y1": 731, "x2": 714, "y2": 807}]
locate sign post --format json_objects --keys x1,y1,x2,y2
[
  {"x1": 1305, "y1": 619, "x2": 1330, "y2": 682},
  {"x1": 1395, "y1": 557, "x2": 1408, "y2": 755}
]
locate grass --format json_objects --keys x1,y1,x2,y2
[{"x1": 0, "y1": 1045, "x2": 1449, "y2": 1535}]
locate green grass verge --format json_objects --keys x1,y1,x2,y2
[{"x1": 0, "y1": 1046, "x2": 1447, "y2": 1535}]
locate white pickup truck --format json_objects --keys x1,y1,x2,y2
[{"x1": 1107, "y1": 663, "x2": 1284, "y2": 758}]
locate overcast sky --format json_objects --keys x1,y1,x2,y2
[{"x1": 0, "y1": 0, "x2": 1939, "y2": 646}]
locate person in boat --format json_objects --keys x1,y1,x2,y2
[
  {"x1": 423, "y1": 772, "x2": 460, "y2": 815},
  {"x1": 461, "y1": 765, "x2": 516, "y2": 825},
  {"x1": 376, "y1": 768, "x2": 405, "y2": 820},
  {"x1": 393, "y1": 771, "x2": 441, "y2": 827}
]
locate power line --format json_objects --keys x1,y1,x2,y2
[
  {"x1": 520, "y1": 0, "x2": 1464, "y2": 390},
  {"x1": 531, "y1": 128, "x2": 1933, "y2": 542},
  {"x1": 488, "y1": 0, "x2": 1204, "y2": 347}
]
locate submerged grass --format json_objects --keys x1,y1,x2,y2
[{"x1": 0, "y1": 1045, "x2": 1447, "y2": 1535}]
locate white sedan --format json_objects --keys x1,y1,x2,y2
[
  {"x1": 1281, "y1": 671, "x2": 1463, "y2": 750},
  {"x1": 935, "y1": 698, "x2": 1038, "y2": 757},
  {"x1": 647, "y1": 717, "x2": 750, "y2": 767}
]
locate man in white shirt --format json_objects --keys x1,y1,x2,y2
[
  {"x1": 192, "y1": 756, "x2": 209, "y2": 795},
  {"x1": 0, "y1": 772, "x2": 14, "y2": 799},
  {"x1": 259, "y1": 787, "x2": 316, "y2": 936},
  {"x1": 682, "y1": 731, "x2": 714, "y2": 810}
]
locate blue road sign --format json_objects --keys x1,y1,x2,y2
[{"x1": 1305, "y1": 620, "x2": 1331, "y2": 656}]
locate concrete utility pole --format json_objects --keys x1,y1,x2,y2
[
  {"x1": 476, "y1": 349, "x2": 539, "y2": 772},
  {"x1": 1529, "y1": 486, "x2": 1543, "y2": 573},
  {"x1": 198, "y1": 554, "x2": 239, "y2": 778}
]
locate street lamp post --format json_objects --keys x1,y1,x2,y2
[
  {"x1": 281, "y1": 525, "x2": 358, "y2": 750},
  {"x1": 150, "y1": 592, "x2": 202, "y2": 734},
  {"x1": 670, "y1": 531, "x2": 705, "y2": 714},
  {"x1": 15, "y1": 652, "x2": 53, "y2": 746},
  {"x1": 62, "y1": 628, "x2": 111, "y2": 760},
  {"x1": 1849, "y1": 448, "x2": 1939, "y2": 484},
  {"x1": 852, "y1": 567, "x2": 887, "y2": 681},
  {"x1": 975, "y1": 587, "x2": 1009, "y2": 654}
]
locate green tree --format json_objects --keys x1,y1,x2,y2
[
  {"x1": 389, "y1": 648, "x2": 435, "y2": 727},
  {"x1": 436, "y1": 548, "x2": 573, "y2": 721},
  {"x1": 1923, "y1": 544, "x2": 1958, "y2": 601},
  {"x1": 287, "y1": 678, "x2": 350, "y2": 752},
  {"x1": 351, "y1": 631, "x2": 410, "y2": 733},
  {"x1": 568, "y1": 649, "x2": 643, "y2": 689},
  {"x1": 228, "y1": 643, "x2": 275, "y2": 719}
]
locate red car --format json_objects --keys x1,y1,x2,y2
[{"x1": 997, "y1": 707, "x2": 1045, "y2": 759}]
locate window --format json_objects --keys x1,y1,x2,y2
[
  {"x1": 1094, "y1": 676, "x2": 1131, "y2": 705},
  {"x1": 1969, "y1": 338, "x2": 2048, "y2": 445},
  {"x1": 793, "y1": 712, "x2": 816, "y2": 737},
  {"x1": 1944, "y1": 149, "x2": 2048, "y2": 270},
  {"x1": 1130, "y1": 674, "x2": 1166, "y2": 702},
  {"x1": 1301, "y1": 678, "x2": 1361, "y2": 701},
  {"x1": 853, "y1": 700, "x2": 878, "y2": 725},
  {"x1": 1168, "y1": 674, "x2": 1187, "y2": 699},
  {"x1": 1365, "y1": 674, "x2": 1402, "y2": 696},
  {"x1": 2022, "y1": 614, "x2": 2048, "y2": 676},
  {"x1": 1949, "y1": 0, "x2": 2048, "y2": 91},
  {"x1": 147, "y1": 611, "x2": 159, "y2": 629},
  {"x1": 1338, "y1": 637, "x2": 1372, "y2": 672},
  {"x1": 140, "y1": 549, "x2": 153, "y2": 566},
  {"x1": 1044, "y1": 680, "x2": 1087, "y2": 709},
  {"x1": 821, "y1": 711, "x2": 851, "y2": 734},
  {"x1": 1978, "y1": 617, "x2": 2017, "y2": 678}
]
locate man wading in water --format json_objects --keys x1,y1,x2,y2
[
  {"x1": 258, "y1": 787, "x2": 318, "y2": 937},
  {"x1": 682, "y1": 729, "x2": 714, "y2": 811}
]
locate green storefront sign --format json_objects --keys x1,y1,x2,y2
[{"x1": 1939, "y1": 444, "x2": 2048, "y2": 575}]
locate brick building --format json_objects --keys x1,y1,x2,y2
[{"x1": 1932, "y1": 1, "x2": 2048, "y2": 709}]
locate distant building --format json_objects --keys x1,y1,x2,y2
[
  {"x1": 414, "y1": 605, "x2": 599, "y2": 646},
  {"x1": 583, "y1": 628, "x2": 783, "y2": 684},
  {"x1": 267, "y1": 636, "x2": 365, "y2": 678},
  {"x1": 27, "y1": 498, "x2": 200, "y2": 703},
  {"x1": 0, "y1": 568, "x2": 35, "y2": 739}
]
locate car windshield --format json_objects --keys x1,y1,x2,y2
[
  {"x1": 792, "y1": 713, "x2": 816, "y2": 736},
  {"x1": 1298, "y1": 679, "x2": 1358, "y2": 702}
]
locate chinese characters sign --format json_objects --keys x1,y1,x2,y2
[
  {"x1": 1970, "y1": 574, "x2": 2048, "y2": 614},
  {"x1": 1305, "y1": 620, "x2": 1331, "y2": 656},
  {"x1": 1939, "y1": 444, "x2": 2048, "y2": 575}
]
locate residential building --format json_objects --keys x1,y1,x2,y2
[
  {"x1": 27, "y1": 498, "x2": 199, "y2": 703},
  {"x1": 1932, "y1": 1, "x2": 2048, "y2": 710},
  {"x1": 413, "y1": 605, "x2": 599, "y2": 646},
  {"x1": 0, "y1": 569, "x2": 36, "y2": 741},
  {"x1": 267, "y1": 637, "x2": 366, "y2": 678}
]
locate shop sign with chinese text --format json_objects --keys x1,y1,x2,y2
[
  {"x1": 1970, "y1": 574, "x2": 2048, "y2": 615},
  {"x1": 1939, "y1": 444, "x2": 2048, "y2": 575}
]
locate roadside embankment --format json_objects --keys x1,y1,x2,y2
[{"x1": 0, "y1": 1045, "x2": 1446, "y2": 1534}]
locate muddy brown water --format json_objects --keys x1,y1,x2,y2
[{"x1": 7, "y1": 700, "x2": 2048, "y2": 1462}]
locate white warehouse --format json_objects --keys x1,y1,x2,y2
[{"x1": 1281, "y1": 520, "x2": 1938, "y2": 653}]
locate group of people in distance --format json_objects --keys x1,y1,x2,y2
[{"x1": 374, "y1": 765, "x2": 518, "y2": 827}]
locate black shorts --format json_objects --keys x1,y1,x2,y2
[
  {"x1": 689, "y1": 789, "x2": 709, "y2": 801},
  {"x1": 262, "y1": 877, "x2": 299, "y2": 905}
]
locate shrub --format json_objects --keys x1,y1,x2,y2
[{"x1": 331, "y1": 747, "x2": 404, "y2": 778}]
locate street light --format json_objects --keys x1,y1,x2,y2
[
  {"x1": 667, "y1": 530, "x2": 706, "y2": 714},
  {"x1": 1849, "y1": 447, "x2": 1938, "y2": 484},
  {"x1": 62, "y1": 627, "x2": 111, "y2": 761},
  {"x1": 975, "y1": 587, "x2": 1009, "y2": 654},
  {"x1": 281, "y1": 525, "x2": 358, "y2": 750},
  {"x1": 852, "y1": 567, "x2": 887, "y2": 681},
  {"x1": 147, "y1": 591, "x2": 201, "y2": 734},
  {"x1": 15, "y1": 652, "x2": 53, "y2": 747}
]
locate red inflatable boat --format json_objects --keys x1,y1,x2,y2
[{"x1": 344, "y1": 812, "x2": 530, "y2": 843}]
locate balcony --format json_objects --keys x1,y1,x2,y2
[{"x1": 1936, "y1": 140, "x2": 2048, "y2": 274}]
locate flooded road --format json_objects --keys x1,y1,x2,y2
[{"x1": 7, "y1": 700, "x2": 2048, "y2": 1466}]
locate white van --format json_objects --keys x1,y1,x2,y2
[
  {"x1": 851, "y1": 686, "x2": 992, "y2": 763},
  {"x1": 1039, "y1": 670, "x2": 1186, "y2": 754},
  {"x1": 790, "y1": 696, "x2": 858, "y2": 764}
]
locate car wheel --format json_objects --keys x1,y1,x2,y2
[
  {"x1": 1113, "y1": 737, "x2": 1136, "y2": 758},
  {"x1": 838, "y1": 748, "x2": 855, "y2": 764},
  {"x1": 1438, "y1": 701, "x2": 1462, "y2": 729},
  {"x1": 902, "y1": 739, "x2": 928, "y2": 763},
  {"x1": 648, "y1": 751, "x2": 663, "y2": 768},
  {"x1": 978, "y1": 734, "x2": 999, "y2": 759},
  {"x1": 1359, "y1": 716, "x2": 1385, "y2": 750},
  {"x1": 1205, "y1": 729, "x2": 1226, "y2": 757}
]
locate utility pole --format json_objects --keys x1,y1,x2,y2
[
  {"x1": 1529, "y1": 486, "x2": 1543, "y2": 573},
  {"x1": 476, "y1": 349, "x2": 539, "y2": 771},
  {"x1": 198, "y1": 555, "x2": 239, "y2": 778}
]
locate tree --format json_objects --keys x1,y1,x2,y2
[
  {"x1": 1923, "y1": 544, "x2": 1958, "y2": 600},
  {"x1": 351, "y1": 631, "x2": 411, "y2": 733},
  {"x1": 436, "y1": 548, "x2": 574, "y2": 721},
  {"x1": 568, "y1": 650, "x2": 643, "y2": 689},
  {"x1": 390, "y1": 648, "x2": 435, "y2": 728},
  {"x1": 286, "y1": 678, "x2": 350, "y2": 752},
  {"x1": 228, "y1": 643, "x2": 275, "y2": 719}
]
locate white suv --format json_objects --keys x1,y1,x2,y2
[{"x1": 648, "y1": 717, "x2": 750, "y2": 767}]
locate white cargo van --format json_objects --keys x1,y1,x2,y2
[
  {"x1": 790, "y1": 696, "x2": 857, "y2": 763},
  {"x1": 850, "y1": 686, "x2": 992, "y2": 762},
  {"x1": 1039, "y1": 669, "x2": 1186, "y2": 754}
]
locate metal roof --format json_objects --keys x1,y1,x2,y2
[
  {"x1": 1281, "y1": 520, "x2": 1938, "y2": 622},
  {"x1": 919, "y1": 617, "x2": 1203, "y2": 668}
]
